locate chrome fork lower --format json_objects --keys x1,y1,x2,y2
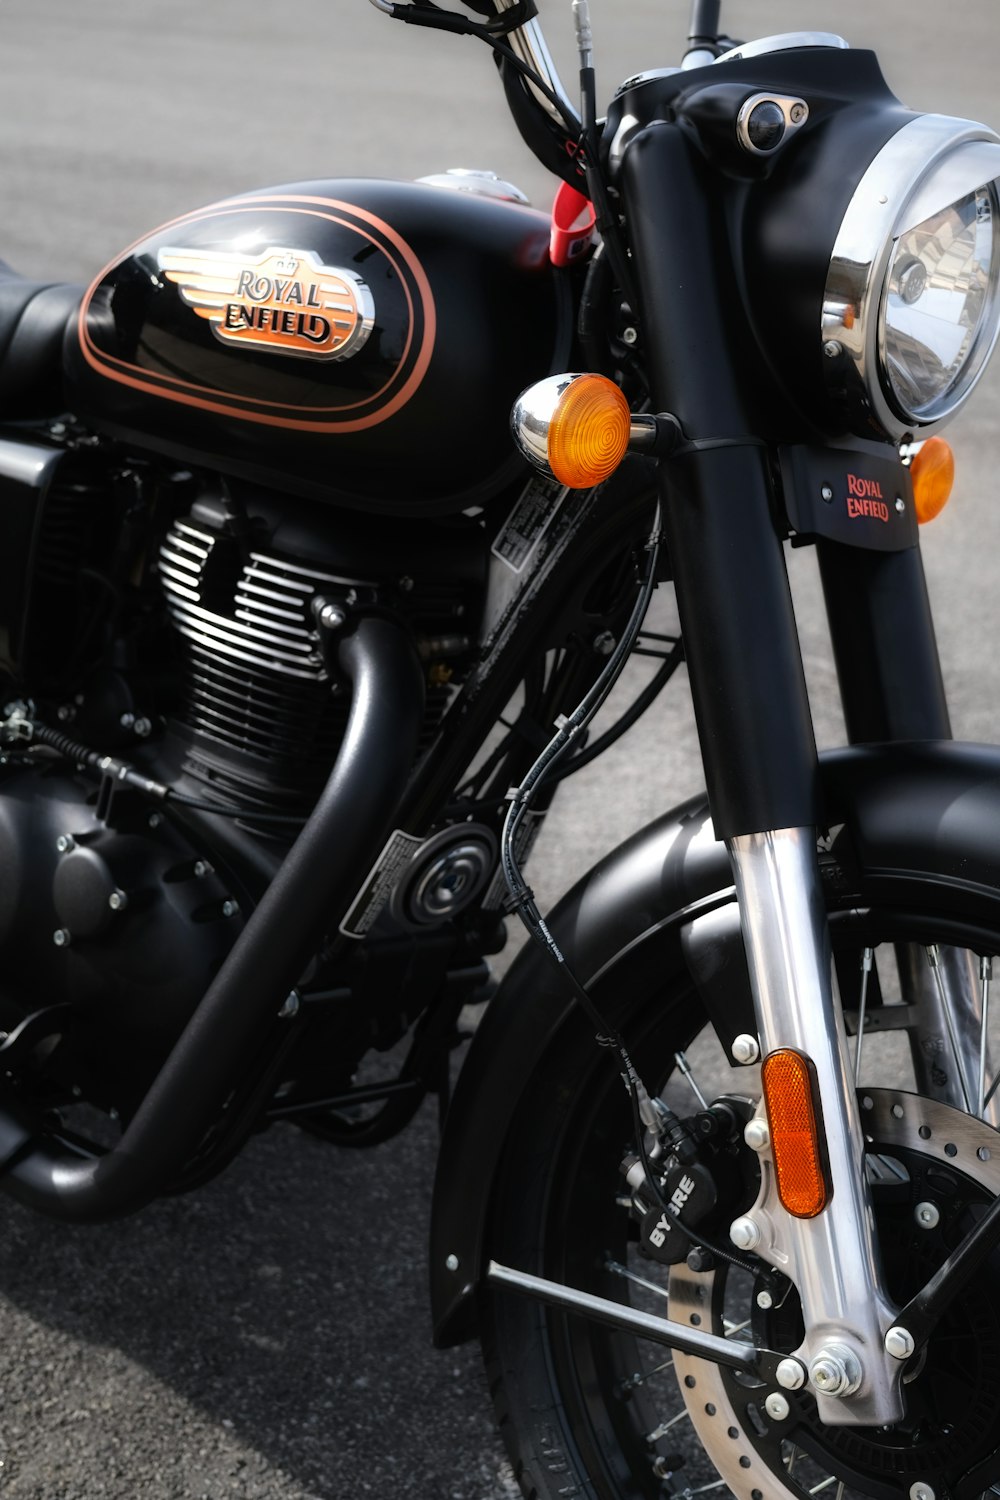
[{"x1": 728, "y1": 828, "x2": 903, "y2": 1426}]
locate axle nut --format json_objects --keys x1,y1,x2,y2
[{"x1": 809, "y1": 1343, "x2": 863, "y2": 1398}]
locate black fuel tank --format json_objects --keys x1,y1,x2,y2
[{"x1": 65, "y1": 179, "x2": 569, "y2": 514}]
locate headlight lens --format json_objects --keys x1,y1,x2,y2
[
  {"x1": 881, "y1": 184, "x2": 1000, "y2": 420},
  {"x1": 823, "y1": 117, "x2": 1000, "y2": 440}
]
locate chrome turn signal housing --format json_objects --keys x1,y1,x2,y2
[{"x1": 511, "y1": 373, "x2": 635, "y2": 489}]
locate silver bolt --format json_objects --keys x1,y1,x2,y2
[
  {"x1": 148, "y1": 813, "x2": 162, "y2": 830},
  {"x1": 756, "y1": 1289, "x2": 773, "y2": 1310},
  {"x1": 824, "y1": 340, "x2": 843, "y2": 359},
  {"x1": 910, "y1": 1485, "x2": 936, "y2": 1500},
  {"x1": 221, "y1": 899, "x2": 239, "y2": 918},
  {"x1": 445, "y1": 1253, "x2": 460, "y2": 1272},
  {"x1": 731, "y1": 1034, "x2": 760, "y2": 1066},
  {"x1": 108, "y1": 889, "x2": 128, "y2": 912},
  {"x1": 278, "y1": 992, "x2": 300, "y2": 1019},
  {"x1": 193, "y1": 860, "x2": 209, "y2": 878},
  {"x1": 56, "y1": 704, "x2": 75, "y2": 723},
  {"x1": 895, "y1": 496, "x2": 906, "y2": 514},
  {"x1": 730, "y1": 1215, "x2": 761, "y2": 1251},
  {"x1": 622, "y1": 325, "x2": 639, "y2": 346},
  {"x1": 914, "y1": 1201, "x2": 940, "y2": 1230},
  {"x1": 809, "y1": 1343, "x2": 863, "y2": 1398},
  {"x1": 398, "y1": 576, "x2": 415, "y2": 594},
  {"x1": 789, "y1": 102, "x2": 808, "y2": 125},
  {"x1": 119, "y1": 712, "x2": 135, "y2": 730},
  {"x1": 56, "y1": 835, "x2": 75, "y2": 854},
  {"x1": 133, "y1": 717, "x2": 152, "y2": 738},
  {"x1": 53, "y1": 929, "x2": 71, "y2": 948},
  {"x1": 775, "y1": 1358, "x2": 806, "y2": 1391},
  {"x1": 744, "y1": 1118, "x2": 770, "y2": 1152},
  {"x1": 593, "y1": 630, "x2": 616, "y2": 657},
  {"x1": 885, "y1": 1325, "x2": 916, "y2": 1361},
  {"x1": 821, "y1": 484, "x2": 835, "y2": 502},
  {"x1": 319, "y1": 603, "x2": 346, "y2": 630},
  {"x1": 764, "y1": 1392, "x2": 790, "y2": 1421}
]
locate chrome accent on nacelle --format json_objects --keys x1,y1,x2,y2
[{"x1": 715, "y1": 32, "x2": 848, "y2": 63}]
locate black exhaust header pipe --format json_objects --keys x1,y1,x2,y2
[{"x1": 0, "y1": 616, "x2": 425, "y2": 1220}]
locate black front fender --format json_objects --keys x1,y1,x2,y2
[{"x1": 430, "y1": 740, "x2": 1000, "y2": 1345}]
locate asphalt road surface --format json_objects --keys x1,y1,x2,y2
[{"x1": 1, "y1": 3, "x2": 1000, "y2": 1497}]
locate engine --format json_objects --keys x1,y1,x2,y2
[
  {"x1": 156, "y1": 485, "x2": 482, "y2": 827},
  {"x1": 0, "y1": 439, "x2": 486, "y2": 1116}
]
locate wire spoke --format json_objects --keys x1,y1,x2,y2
[
  {"x1": 646, "y1": 1409, "x2": 691, "y2": 1443},
  {"x1": 605, "y1": 1258, "x2": 669, "y2": 1302}
]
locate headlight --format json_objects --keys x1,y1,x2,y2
[{"x1": 823, "y1": 116, "x2": 1000, "y2": 441}]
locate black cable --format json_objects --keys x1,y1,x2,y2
[{"x1": 546, "y1": 642, "x2": 683, "y2": 785}]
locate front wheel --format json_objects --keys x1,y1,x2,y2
[{"x1": 482, "y1": 896, "x2": 1000, "y2": 1500}]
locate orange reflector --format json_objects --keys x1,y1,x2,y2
[
  {"x1": 547, "y1": 375, "x2": 631, "y2": 489},
  {"x1": 761, "y1": 1048, "x2": 829, "y2": 1219},
  {"x1": 910, "y1": 436, "x2": 955, "y2": 524}
]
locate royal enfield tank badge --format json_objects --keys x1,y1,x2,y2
[{"x1": 158, "y1": 245, "x2": 376, "y2": 361}]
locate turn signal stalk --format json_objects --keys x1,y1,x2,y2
[{"x1": 761, "y1": 1048, "x2": 830, "y2": 1218}]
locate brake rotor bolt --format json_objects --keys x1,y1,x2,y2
[
  {"x1": 730, "y1": 1215, "x2": 761, "y2": 1251},
  {"x1": 914, "y1": 1201, "x2": 940, "y2": 1229},
  {"x1": 744, "y1": 1118, "x2": 770, "y2": 1152},
  {"x1": 108, "y1": 889, "x2": 127, "y2": 912},
  {"x1": 756, "y1": 1289, "x2": 773, "y2": 1310},
  {"x1": 55, "y1": 835, "x2": 74, "y2": 854},
  {"x1": 764, "y1": 1392, "x2": 790, "y2": 1421},
  {"x1": 731, "y1": 1034, "x2": 760, "y2": 1066},
  {"x1": 775, "y1": 1358, "x2": 806, "y2": 1391},
  {"x1": 53, "y1": 929, "x2": 71, "y2": 948},
  {"x1": 910, "y1": 1486, "x2": 936, "y2": 1500},
  {"x1": 885, "y1": 1326, "x2": 916, "y2": 1360},
  {"x1": 809, "y1": 1343, "x2": 863, "y2": 1398}
]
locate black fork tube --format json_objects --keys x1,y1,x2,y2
[
  {"x1": 816, "y1": 541, "x2": 951, "y2": 742},
  {"x1": 621, "y1": 123, "x2": 818, "y2": 838},
  {"x1": 0, "y1": 616, "x2": 425, "y2": 1220}
]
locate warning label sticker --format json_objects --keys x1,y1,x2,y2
[
  {"x1": 339, "y1": 828, "x2": 424, "y2": 939},
  {"x1": 491, "y1": 477, "x2": 566, "y2": 574}
]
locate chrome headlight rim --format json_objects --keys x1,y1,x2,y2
[{"x1": 822, "y1": 114, "x2": 1000, "y2": 442}]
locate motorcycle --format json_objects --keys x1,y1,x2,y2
[{"x1": 2, "y1": 1, "x2": 1000, "y2": 1496}]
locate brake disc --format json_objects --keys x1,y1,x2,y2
[{"x1": 668, "y1": 1090, "x2": 1000, "y2": 1500}]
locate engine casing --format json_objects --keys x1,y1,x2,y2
[{"x1": 65, "y1": 179, "x2": 569, "y2": 515}]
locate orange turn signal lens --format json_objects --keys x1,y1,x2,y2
[
  {"x1": 910, "y1": 436, "x2": 955, "y2": 524},
  {"x1": 547, "y1": 375, "x2": 632, "y2": 489},
  {"x1": 761, "y1": 1048, "x2": 829, "y2": 1219}
]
